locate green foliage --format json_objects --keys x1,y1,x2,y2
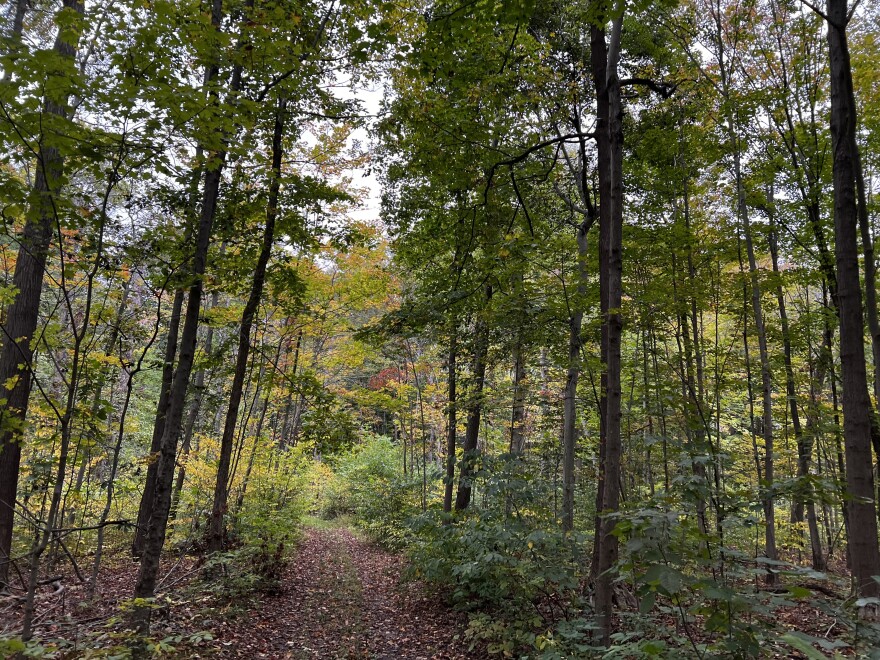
[
  {"x1": 0, "y1": 619, "x2": 214, "y2": 659},
  {"x1": 407, "y1": 456, "x2": 594, "y2": 657},
  {"x1": 319, "y1": 435, "x2": 427, "y2": 547},
  {"x1": 233, "y1": 448, "x2": 309, "y2": 548},
  {"x1": 202, "y1": 540, "x2": 289, "y2": 600},
  {"x1": 197, "y1": 448, "x2": 308, "y2": 599},
  {"x1": 298, "y1": 385, "x2": 362, "y2": 456}
]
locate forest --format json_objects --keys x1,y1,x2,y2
[{"x1": 1, "y1": 0, "x2": 880, "y2": 656}]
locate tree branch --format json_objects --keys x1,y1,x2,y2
[{"x1": 619, "y1": 77, "x2": 679, "y2": 99}]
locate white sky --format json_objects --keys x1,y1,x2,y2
[{"x1": 344, "y1": 83, "x2": 384, "y2": 224}]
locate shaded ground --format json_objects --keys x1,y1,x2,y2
[
  {"x1": 213, "y1": 525, "x2": 477, "y2": 659},
  {"x1": 0, "y1": 525, "x2": 864, "y2": 658}
]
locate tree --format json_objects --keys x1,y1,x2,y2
[
  {"x1": 0, "y1": 0, "x2": 85, "y2": 593},
  {"x1": 824, "y1": 0, "x2": 880, "y2": 600}
]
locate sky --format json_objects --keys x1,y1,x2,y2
[{"x1": 344, "y1": 83, "x2": 385, "y2": 224}]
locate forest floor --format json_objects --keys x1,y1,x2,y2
[
  {"x1": 2, "y1": 523, "x2": 853, "y2": 658},
  {"x1": 208, "y1": 521, "x2": 478, "y2": 659},
  {"x1": 0, "y1": 521, "x2": 477, "y2": 659}
]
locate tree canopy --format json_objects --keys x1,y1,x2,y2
[{"x1": 2, "y1": 0, "x2": 880, "y2": 656}]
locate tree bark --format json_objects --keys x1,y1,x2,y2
[
  {"x1": 0, "y1": 0, "x2": 84, "y2": 593},
  {"x1": 591, "y1": 10, "x2": 624, "y2": 645},
  {"x1": 825, "y1": 0, "x2": 880, "y2": 598},
  {"x1": 132, "y1": 0, "x2": 245, "y2": 630},
  {"x1": 562, "y1": 221, "x2": 588, "y2": 532},
  {"x1": 510, "y1": 336, "x2": 526, "y2": 455},
  {"x1": 170, "y1": 288, "x2": 218, "y2": 521},
  {"x1": 768, "y1": 197, "x2": 825, "y2": 570},
  {"x1": 132, "y1": 287, "x2": 184, "y2": 557},
  {"x1": 207, "y1": 97, "x2": 286, "y2": 553},
  {"x1": 443, "y1": 331, "x2": 457, "y2": 513},
  {"x1": 455, "y1": 285, "x2": 491, "y2": 512}
]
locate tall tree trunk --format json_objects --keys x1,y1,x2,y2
[
  {"x1": 455, "y1": 285, "x2": 492, "y2": 511},
  {"x1": 133, "y1": 143, "x2": 205, "y2": 555},
  {"x1": 711, "y1": 0, "x2": 777, "y2": 577},
  {"x1": 678, "y1": 180, "x2": 710, "y2": 535},
  {"x1": 0, "y1": 0, "x2": 84, "y2": 593},
  {"x1": 443, "y1": 331, "x2": 457, "y2": 513},
  {"x1": 592, "y1": 10, "x2": 624, "y2": 645},
  {"x1": 855, "y1": 147, "x2": 880, "y2": 410},
  {"x1": 685, "y1": 183, "x2": 712, "y2": 532},
  {"x1": 170, "y1": 289, "x2": 218, "y2": 520},
  {"x1": 132, "y1": 0, "x2": 247, "y2": 630},
  {"x1": 740, "y1": 255, "x2": 763, "y2": 487},
  {"x1": 207, "y1": 97, "x2": 285, "y2": 553},
  {"x1": 280, "y1": 327, "x2": 303, "y2": 448},
  {"x1": 825, "y1": 0, "x2": 880, "y2": 598},
  {"x1": 735, "y1": 147, "x2": 777, "y2": 581},
  {"x1": 235, "y1": 336, "x2": 283, "y2": 516},
  {"x1": 132, "y1": 287, "x2": 184, "y2": 557},
  {"x1": 589, "y1": 13, "x2": 612, "y2": 586},
  {"x1": 562, "y1": 221, "x2": 588, "y2": 532},
  {"x1": 853, "y1": 145, "x2": 880, "y2": 503},
  {"x1": 822, "y1": 280, "x2": 852, "y2": 567},
  {"x1": 769, "y1": 197, "x2": 825, "y2": 570},
  {"x1": 510, "y1": 339, "x2": 526, "y2": 455}
]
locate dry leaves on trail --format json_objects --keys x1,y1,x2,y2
[{"x1": 213, "y1": 526, "x2": 479, "y2": 659}]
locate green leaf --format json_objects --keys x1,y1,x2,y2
[{"x1": 779, "y1": 633, "x2": 829, "y2": 659}]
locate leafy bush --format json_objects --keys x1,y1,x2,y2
[
  {"x1": 407, "y1": 455, "x2": 595, "y2": 657},
  {"x1": 612, "y1": 499, "x2": 880, "y2": 658},
  {"x1": 202, "y1": 540, "x2": 288, "y2": 600},
  {"x1": 232, "y1": 446, "x2": 308, "y2": 548},
  {"x1": 200, "y1": 446, "x2": 308, "y2": 599},
  {"x1": 319, "y1": 434, "x2": 429, "y2": 547}
]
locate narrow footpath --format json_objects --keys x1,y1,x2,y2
[{"x1": 215, "y1": 525, "x2": 478, "y2": 659}]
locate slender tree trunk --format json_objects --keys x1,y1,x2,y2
[
  {"x1": 741, "y1": 264, "x2": 763, "y2": 487},
  {"x1": 132, "y1": 0, "x2": 248, "y2": 630},
  {"x1": 768, "y1": 200, "x2": 825, "y2": 569},
  {"x1": 735, "y1": 152, "x2": 777, "y2": 580},
  {"x1": 171, "y1": 289, "x2": 217, "y2": 520},
  {"x1": 207, "y1": 97, "x2": 285, "y2": 553},
  {"x1": 132, "y1": 287, "x2": 184, "y2": 557},
  {"x1": 825, "y1": 0, "x2": 880, "y2": 598},
  {"x1": 855, "y1": 147, "x2": 880, "y2": 410},
  {"x1": 443, "y1": 332, "x2": 457, "y2": 513},
  {"x1": 235, "y1": 337, "x2": 280, "y2": 516},
  {"x1": 0, "y1": 0, "x2": 84, "y2": 593},
  {"x1": 280, "y1": 327, "x2": 303, "y2": 448},
  {"x1": 590, "y1": 14, "x2": 612, "y2": 586},
  {"x1": 712, "y1": 0, "x2": 777, "y2": 576},
  {"x1": 684, "y1": 176, "x2": 713, "y2": 534},
  {"x1": 592, "y1": 11, "x2": 624, "y2": 645},
  {"x1": 562, "y1": 221, "x2": 588, "y2": 532},
  {"x1": 510, "y1": 339, "x2": 526, "y2": 455},
  {"x1": 821, "y1": 281, "x2": 852, "y2": 567},
  {"x1": 455, "y1": 286, "x2": 491, "y2": 511},
  {"x1": 853, "y1": 145, "x2": 880, "y2": 508}
]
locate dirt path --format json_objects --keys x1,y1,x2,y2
[{"x1": 214, "y1": 525, "x2": 477, "y2": 659}]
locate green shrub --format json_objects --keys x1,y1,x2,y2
[
  {"x1": 319, "y1": 434, "x2": 428, "y2": 547},
  {"x1": 232, "y1": 446, "x2": 308, "y2": 548},
  {"x1": 203, "y1": 447, "x2": 308, "y2": 599},
  {"x1": 407, "y1": 455, "x2": 595, "y2": 657}
]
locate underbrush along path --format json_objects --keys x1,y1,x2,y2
[{"x1": 216, "y1": 524, "x2": 477, "y2": 659}]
